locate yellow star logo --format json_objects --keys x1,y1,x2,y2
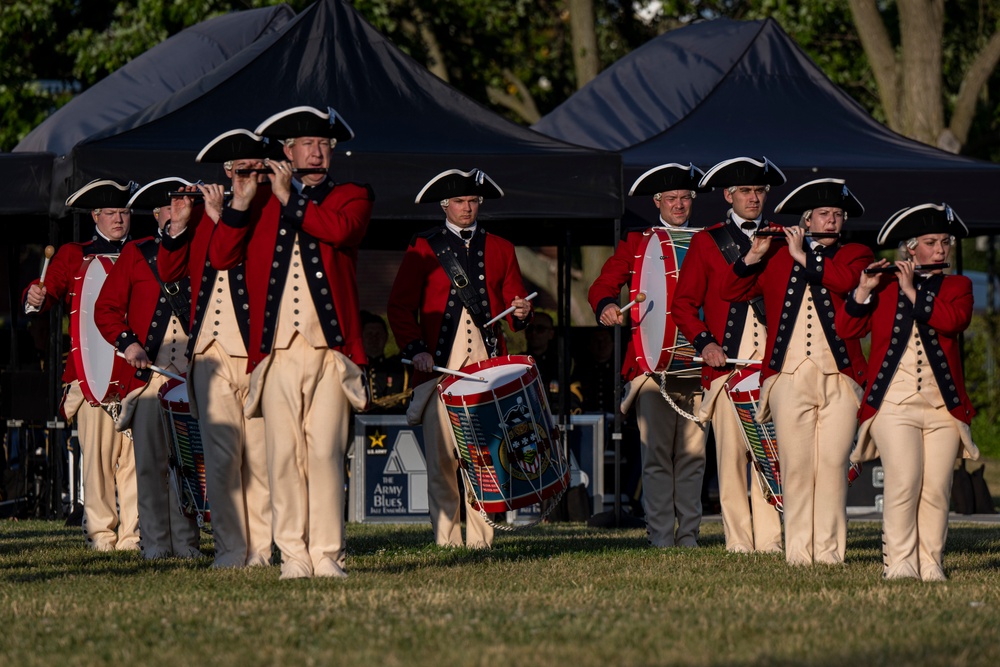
[{"x1": 369, "y1": 431, "x2": 387, "y2": 448}]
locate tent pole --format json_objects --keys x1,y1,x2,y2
[
  {"x1": 612, "y1": 218, "x2": 622, "y2": 527},
  {"x1": 558, "y1": 228, "x2": 572, "y2": 483}
]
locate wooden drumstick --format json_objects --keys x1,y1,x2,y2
[
  {"x1": 115, "y1": 351, "x2": 185, "y2": 382},
  {"x1": 39, "y1": 245, "x2": 55, "y2": 286},
  {"x1": 693, "y1": 356, "x2": 761, "y2": 365},
  {"x1": 484, "y1": 291, "x2": 538, "y2": 327},
  {"x1": 618, "y1": 291, "x2": 646, "y2": 314},
  {"x1": 401, "y1": 358, "x2": 487, "y2": 382}
]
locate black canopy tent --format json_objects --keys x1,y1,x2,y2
[
  {"x1": 533, "y1": 18, "x2": 1000, "y2": 233},
  {"x1": 0, "y1": 153, "x2": 53, "y2": 217},
  {"x1": 55, "y1": 0, "x2": 622, "y2": 247}
]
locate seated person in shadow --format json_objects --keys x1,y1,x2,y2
[{"x1": 361, "y1": 310, "x2": 410, "y2": 413}]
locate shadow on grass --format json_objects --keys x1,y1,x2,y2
[
  {"x1": 0, "y1": 521, "x2": 219, "y2": 583},
  {"x1": 347, "y1": 519, "x2": 1000, "y2": 576},
  {"x1": 347, "y1": 521, "x2": 742, "y2": 575},
  {"x1": 0, "y1": 551, "x2": 214, "y2": 583}
]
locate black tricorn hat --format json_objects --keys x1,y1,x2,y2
[
  {"x1": 628, "y1": 163, "x2": 709, "y2": 196},
  {"x1": 254, "y1": 105, "x2": 354, "y2": 142},
  {"x1": 65, "y1": 179, "x2": 138, "y2": 209},
  {"x1": 877, "y1": 203, "x2": 969, "y2": 245},
  {"x1": 698, "y1": 156, "x2": 786, "y2": 189},
  {"x1": 414, "y1": 168, "x2": 504, "y2": 203},
  {"x1": 774, "y1": 178, "x2": 864, "y2": 217},
  {"x1": 127, "y1": 177, "x2": 195, "y2": 211},
  {"x1": 196, "y1": 129, "x2": 285, "y2": 163}
]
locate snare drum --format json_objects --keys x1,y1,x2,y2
[
  {"x1": 724, "y1": 367, "x2": 782, "y2": 512},
  {"x1": 437, "y1": 355, "x2": 569, "y2": 514},
  {"x1": 631, "y1": 227, "x2": 699, "y2": 377},
  {"x1": 69, "y1": 255, "x2": 130, "y2": 405},
  {"x1": 158, "y1": 377, "x2": 210, "y2": 525}
]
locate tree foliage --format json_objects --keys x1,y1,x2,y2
[{"x1": 843, "y1": 0, "x2": 1000, "y2": 155}]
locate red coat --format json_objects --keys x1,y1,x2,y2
[
  {"x1": 208, "y1": 180, "x2": 372, "y2": 372},
  {"x1": 387, "y1": 226, "x2": 529, "y2": 386},
  {"x1": 157, "y1": 206, "x2": 253, "y2": 356},
  {"x1": 836, "y1": 273, "x2": 975, "y2": 427},
  {"x1": 94, "y1": 238, "x2": 192, "y2": 397},
  {"x1": 719, "y1": 241, "x2": 871, "y2": 386},
  {"x1": 22, "y1": 236, "x2": 127, "y2": 385},
  {"x1": 673, "y1": 222, "x2": 763, "y2": 389}
]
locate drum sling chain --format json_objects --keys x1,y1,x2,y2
[
  {"x1": 707, "y1": 225, "x2": 767, "y2": 327},
  {"x1": 426, "y1": 233, "x2": 500, "y2": 357},
  {"x1": 655, "y1": 373, "x2": 704, "y2": 424}
]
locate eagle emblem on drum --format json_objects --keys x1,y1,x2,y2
[{"x1": 497, "y1": 397, "x2": 550, "y2": 481}]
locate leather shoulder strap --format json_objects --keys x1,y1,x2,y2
[
  {"x1": 707, "y1": 224, "x2": 767, "y2": 327},
  {"x1": 137, "y1": 239, "x2": 190, "y2": 335}
]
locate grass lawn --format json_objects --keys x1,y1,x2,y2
[{"x1": 1, "y1": 517, "x2": 998, "y2": 667}]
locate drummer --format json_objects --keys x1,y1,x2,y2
[
  {"x1": 587, "y1": 163, "x2": 708, "y2": 548},
  {"x1": 837, "y1": 204, "x2": 978, "y2": 581},
  {"x1": 387, "y1": 168, "x2": 533, "y2": 549},
  {"x1": 208, "y1": 106, "x2": 372, "y2": 579},
  {"x1": 719, "y1": 179, "x2": 871, "y2": 565},
  {"x1": 159, "y1": 129, "x2": 274, "y2": 568},
  {"x1": 22, "y1": 180, "x2": 140, "y2": 552},
  {"x1": 673, "y1": 157, "x2": 785, "y2": 554},
  {"x1": 94, "y1": 179, "x2": 201, "y2": 560}
]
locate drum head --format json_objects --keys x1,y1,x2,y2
[
  {"x1": 157, "y1": 377, "x2": 189, "y2": 409},
  {"x1": 725, "y1": 367, "x2": 761, "y2": 395},
  {"x1": 438, "y1": 355, "x2": 536, "y2": 403},
  {"x1": 70, "y1": 256, "x2": 124, "y2": 404}
]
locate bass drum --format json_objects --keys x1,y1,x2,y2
[
  {"x1": 630, "y1": 227, "x2": 699, "y2": 377},
  {"x1": 69, "y1": 255, "x2": 130, "y2": 405}
]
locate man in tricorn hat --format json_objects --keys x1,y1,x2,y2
[
  {"x1": 839, "y1": 204, "x2": 977, "y2": 581},
  {"x1": 23, "y1": 179, "x2": 140, "y2": 552},
  {"x1": 387, "y1": 168, "x2": 533, "y2": 549},
  {"x1": 719, "y1": 179, "x2": 872, "y2": 565},
  {"x1": 209, "y1": 105, "x2": 372, "y2": 579},
  {"x1": 587, "y1": 163, "x2": 708, "y2": 547},
  {"x1": 673, "y1": 156, "x2": 785, "y2": 553},
  {"x1": 95, "y1": 178, "x2": 201, "y2": 559},
  {"x1": 159, "y1": 128, "x2": 276, "y2": 568}
]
